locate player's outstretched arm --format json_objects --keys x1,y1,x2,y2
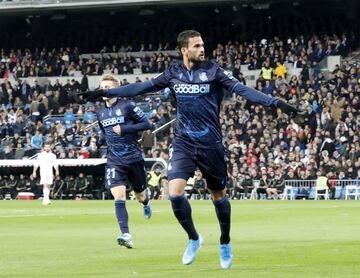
[
  {"x1": 121, "y1": 119, "x2": 153, "y2": 135},
  {"x1": 78, "y1": 81, "x2": 155, "y2": 100},
  {"x1": 120, "y1": 102, "x2": 154, "y2": 135},
  {"x1": 233, "y1": 83, "x2": 301, "y2": 117},
  {"x1": 79, "y1": 69, "x2": 171, "y2": 100},
  {"x1": 217, "y1": 67, "x2": 302, "y2": 118}
]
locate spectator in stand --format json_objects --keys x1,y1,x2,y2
[
  {"x1": 260, "y1": 61, "x2": 273, "y2": 81},
  {"x1": 262, "y1": 80, "x2": 274, "y2": 95},
  {"x1": 83, "y1": 105, "x2": 97, "y2": 124},
  {"x1": 31, "y1": 130, "x2": 43, "y2": 149},
  {"x1": 140, "y1": 129, "x2": 155, "y2": 155},
  {"x1": 52, "y1": 175, "x2": 66, "y2": 199},
  {"x1": 0, "y1": 175, "x2": 8, "y2": 199},
  {"x1": 274, "y1": 61, "x2": 287, "y2": 79},
  {"x1": 146, "y1": 167, "x2": 162, "y2": 200},
  {"x1": 232, "y1": 173, "x2": 246, "y2": 200},
  {"x1": 74, "y1": 172, "x2": 89, "y2": 197},
  {"x1": 6, "y1": 174, "x2": 18, "y2": 199},
  {"x1": 66, "y1": 176, "x2": 76, "y2": 197},
  {"x1": 188, "y1": 171, "x2": 207, "y2": 200},
  {"x1": 15, "y1": 174, "x2": 27, "y2": 194},
  {"x1": 266, "y1": 172, "x2": 280, "y2": 199},
  {"x1": 88, "y1": 141, "x2": 102, "y2": 158}
]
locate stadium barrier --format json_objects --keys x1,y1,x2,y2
[
  {"x1": 0, "y1": 158, "x2": 168, "y2": 178},
  {"x1": 11, "y1": 68, "x2": 303, "y2": 89},
  {"x1": 283, "y1": 179, "x2": 360, "y2": 200},
  {"x1": 1, "y1": 58, "x2": 312, "y2": 90}
]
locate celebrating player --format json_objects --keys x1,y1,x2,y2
[
  {"x1": 94, "y1": 74, "x2": 153, "y2": 249},
  {"x1": 80, "y1": 30, "x2": 300, "y2": 268},
  {"x1": 32, "y1": 141, "x2": 59, "y2": 205}
]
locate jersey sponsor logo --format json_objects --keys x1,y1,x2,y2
[
  {"x1": 199, "y1": 72, "x2": 208, "y2": 81},
  {"x1": 100, "y1": 116, "x2": 125, "y2": 127},
  {"x1": 173, "y1": 84, "x2": 210, "y2": 94}
]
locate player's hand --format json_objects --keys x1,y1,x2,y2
[
  {"x1": 276, "y1": 99, "x2": 302, "y2": 118},
  {"x1": 78, "y1": 89, "x2": 104, "y2": 100},
  {"x1": 112, "y1": 124, "x2": 121, "y2": 135},
  {"x1": 32, "y1": 172, "x2": 36, "y2": 178},
  {"x1": 56, "y1": 171, "x2": 60, "y2": 177}
]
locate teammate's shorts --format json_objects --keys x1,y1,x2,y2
[
  {"x1": 40, "y1": 174, "x2": 54, "y2": 185},
  {"x1": 167, "y1": 141, "x2": 227, "y2": 191},
  {"x1": 104, "y1": 160, "x2": 147, "y2": 192}
]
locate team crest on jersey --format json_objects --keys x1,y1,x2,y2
[
  {"x1": 199, "y1": 72, "x2": 208, "y2": 81},
  {"x1": 115, "y1": 109, "x2": 122, "y2": 116}
]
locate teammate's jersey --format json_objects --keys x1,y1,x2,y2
[
  {"x1": 97, "y1": 99, "x2": 151, "y2": 165},
  {"x1": 105, "y1": 61, "x2": 278, "y2": 149},
  {"x1": 36, "y1": 151, "x2": 57, "y2": 176}
]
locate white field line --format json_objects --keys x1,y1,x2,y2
[{"x1": 0, "y1": 210, "x2": 163, "y2": 218}]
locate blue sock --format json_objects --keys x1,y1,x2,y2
[
  {"x1": 115, "y1": 200, "x2": 129, "y2": 234},
  {"x1": 213, "y1": 197, "x2": 231, "y2": 244},
  {"x1": 170, "y1": 195, "x2": 199, "y2": 240}
]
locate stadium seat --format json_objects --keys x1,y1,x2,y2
[
  {"x1": 314, "y1": 177, "x2": 329, "y2": 200},
  {"x1": 281, "y1": 186, "x2": 296, "y2": 200},
  {"x1": 344, "y1": 185, "x2": 360, "y2": 200}
]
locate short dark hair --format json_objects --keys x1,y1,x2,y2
[{"x1": 177, "y1": 30, "x2": 201, "y2": 49}]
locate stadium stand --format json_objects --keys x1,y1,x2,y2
[{"x1": 0, "y1": 0, "x2": 359, "y2": 200}]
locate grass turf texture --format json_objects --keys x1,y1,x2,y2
[{"x1": 0, "y1": 200, "x2": 359, "y2": 278}]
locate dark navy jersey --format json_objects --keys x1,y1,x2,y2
[
  {"x1": 97, "y1": 99, "x2": 151, "y2": 165},
  {"x1": 105, "y1": 60, "x2": 278, "y2": 149}
]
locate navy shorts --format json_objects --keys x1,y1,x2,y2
[
  {"x1": 105, "y1": 160, "x2": 147, "y2": 193},
  {"x1": 167, "y1": 141, "x2": 227, "y2": 191}
]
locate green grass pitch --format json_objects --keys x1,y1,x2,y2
[{"x1": 0, "y1": 200, "x2": 359, "y2": 278}]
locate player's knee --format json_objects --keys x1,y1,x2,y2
[
  {"x1": 134, "y1": 191, "x2": 145, "y2": 202},
  {"x1": 111, "y1": 186, "x2": 126, "y2": 200},
  {"x1": 169, "y1": 185, "x2": 185, "y2": 197},
  {"x1": 209, "y1": 188, "x2": 226, "y2": 201},
  {"x1": 169, "y1": 179, "x2": 186, "y2": 197},
  {"x1": 169, "y1": 188, "x2": 185, "y2": 197},
  {"x1": 113, "y1": 194, "x2": 126, "y2": 201}
]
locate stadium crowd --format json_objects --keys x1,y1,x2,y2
[
  {"x1": 0, "y1": 33, "x2": 353, "y2": 79},
  {"x1": 0, "y1": 32, "x2": 359, "y2": 200}
]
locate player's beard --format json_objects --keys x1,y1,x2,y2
[
  {"x1": 188, "y1": 51, "x2": 205, "y2": 64},
  {"x1": 189, "y1": 55, "x2": 204, "y2": 64}
]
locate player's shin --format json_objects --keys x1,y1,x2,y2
[
  {"x1": 135, "y1": 190, "x2": 149, "y2": 206},
  {"x1": 212, "y1": 196, "x2": 231, "y2": 244},
  {"x1": 43, "y1": 185, "x2": 50, "y2": 201},
  {"x1": 169, "y1": 195, "x2": 199, "y2": 240},
  {"x1": 114, "y1": 200, "x2": 129, "y2": 234}
]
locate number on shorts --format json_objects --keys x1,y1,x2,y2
[
  {"x1": 169, "y1": 145, "x2": 173, "y2": 160},
  {"x1": 106, "y1": 168, "x2": 115, "y2": 180}
]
